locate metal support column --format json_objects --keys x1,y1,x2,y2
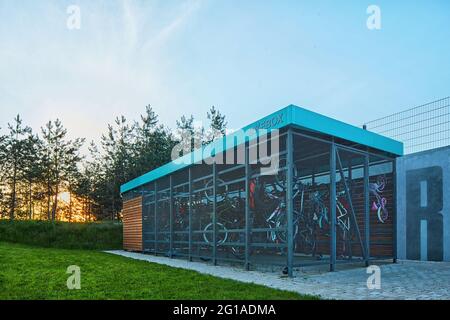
[
  {"x1": 364, "y1": 154, "x2": 370, "y2": 266},
  {"x1": 348, "y1": 157, "x2": 353, "y2": 196},
  {"x1": 154, "y1": 182, "x2": 158, "y2": 254},
  {"x1": 212, "y1": 162, "x2": 217, "y2": 266},
  {"x1": 330, "y1": 142, "x2": 337, "y2": 272},
  {"x1": 393, "y1": 159, "x2": 398, "y2": 264},
  {"x1": 169, "y1": 175, "x2": 174, "y2": 258},
  {"x1": 188, "y1": 168, "x2": 193, "y2": 262},
  {"x1": 245, "y1": 142, "x2": 251, "y2": 271},
  {"x1": 286, "y1": 128, "x2": 294, "y2": 277},
  {"x1": 336, "y1": 150, "x2": 366, "y2": 260},
  {"x1": 348, "y1": 157, "x2": 353, "y2": 260}
]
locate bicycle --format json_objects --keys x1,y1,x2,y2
[
  {"x1": 201, "y1": 177, "x2": 246, "y2": 259},
  {"x1": 369, "y1": 175, "x2": 388, "y2": 223},
  {"x1": 252, "y1": 173, "x2": 304, "y2": 254}
]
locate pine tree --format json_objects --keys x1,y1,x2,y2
[
  {"x1": 22, "y1": 133, "x2": 44, "y2": 220},
  {"x1": 133, "y1": 105, "x2": 175, "y2": 176},
  {"x1": 1, "y1": 115, "x2": 33, "y2": 220},
  {"x1": 41, "y1": 119, "x2": 84, "y2": 221},
  {"x1": 175, "y1": 114, "x2": 205, "y2": 155},
  {"x1": 100, "y1": 116, "x2": 135, "y2": 220},
  {"x1": 206, "y1": 106, "x2": 227, "y2": 143}
]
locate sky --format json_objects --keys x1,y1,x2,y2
[{"x1": 0, "y1": 0, "x2": 449, "y2": 150}]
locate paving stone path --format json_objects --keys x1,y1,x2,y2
[{"x1": 107, "y1": 250, "x2": 450, "y2": 300}]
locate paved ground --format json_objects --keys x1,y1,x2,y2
[{"x1": 106, "y1": 250, "x2": 450, "y2": 300}]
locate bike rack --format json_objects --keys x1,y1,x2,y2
[{"x1": 133, "y1": 124, "x2": 398, "y2": 278}]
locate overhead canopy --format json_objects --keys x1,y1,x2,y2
[{"x1": 121, "y1": 104, "x2": 403, "y2": 194}]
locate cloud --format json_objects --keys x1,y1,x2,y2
[{"x1": 143, "y1": 0, "x2": 202, "y2": 50}]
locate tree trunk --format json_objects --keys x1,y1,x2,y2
[
  {"x1": 68, "y1": 191, "x2": 72, "y2": 223},
  {"x1": 111, "y1": 191, "x2": 115, "y2": 221},
  {"x1": 28, "y1": 180, "x2": 33, "y2": 220},
  {"x1": 47, "y1": 177, "x2": 51, "y2": 220},
  {"x1": 52, "y1": 183, "x2": 58, "y2": 221},
  {"x1": 10, "y1": 164, "x2": 17, "y2": 221},
  {"x1": 88, "y1": 200, "x2": 91, "y2": 222}
]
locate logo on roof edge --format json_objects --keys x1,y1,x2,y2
[{"x1": 252, "y1": 112, "x2": 285, "y2": 131}]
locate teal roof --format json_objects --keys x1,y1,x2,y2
[{"x1": 121, "y1": 105, "x2": 403, "y2": 193}]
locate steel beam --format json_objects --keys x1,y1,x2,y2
[
  {"x1": 286, "y1": 128, "x2": 294, "y2": 277},
  {"x1": 154, "y1": 181, "x2": 158, "y2": 254},
  {"x1": 188, "y1": 168, "x2": 193, "y2": 261},
  {"x1": 292, "y1": 130, "x2": 395, "y2": 162},
  {"x1": 169, "y1": 175, "x2": 174, "y2": 258},
  {"x1": 393, "y1": 159, "x2": 398, "y2": 263},
  {"x1": 212, "y1": 162, "x2": 217, "y2": 266},
  {"x1": 348, "y1": 157, "x2": 353, "y2": 260},
  {"x1": 336, "y1": 150, "x2": 366, "y2": 260},
  {"x1": 364, "y1": 154, "x2": 370, "y2": 266},
  {"x1": 245, "y1": 142, "x2": 251, "y2": 271},
  {"x1": 330, "y1": 142, "x2": 337, "y2": 272}
]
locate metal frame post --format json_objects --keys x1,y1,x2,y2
[
  {"x1": 188, "y1": 168, "x2": 193, "y2": 261},
  {"x1": 393, "y1": 159, "x2": 398, "y2": 263},
  {"x1": 364, "y1": 154, "x2": 370, "y2": 266},
  {"x1": 347, "y1": 157, "x2": 353, "y2": 260},
  {"x1": 212, "y1": 162, "x2": 217, "y2": 265},
  {"x1": 330, "y1": 141, "x2": 337, "y2": 272},
  {"x1": 286, "y1": 128, "x2": 294, "y2": 277},
  {"x1": 169, "y1": 175, "x2": 174, "y2": 258},
  {"x1": 154, "y1": 181, "x2": 158, "y2": 254},
  {"x1": 335, "y1": 149, "x2": 366, "y2": 260},
  {"x1": 245, "y1": 142, "x2": 251, "y2": 271}
]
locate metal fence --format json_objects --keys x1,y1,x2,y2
[{"x1": 364, "y1": 97, "x2": 450, "y2": 154}]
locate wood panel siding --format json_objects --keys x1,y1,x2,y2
[
  {"x1": 294, "y1": 173, "x2": 395, "y2": 258},
  {"x1": 123, "y1": 196, "x2": 143, "y2": 251}
]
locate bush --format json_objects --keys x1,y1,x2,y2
[{"x1": 0, "y1": 220, "x2": 123, "y2": 250}]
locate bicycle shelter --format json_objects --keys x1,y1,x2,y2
[{"x1": 121, "y1": 105, "x2": 403, "y2": 277}]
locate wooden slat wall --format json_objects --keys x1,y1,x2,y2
[
  {"x1": 123, "y1": 196, "x2": 143, "y2": 251},
  {"x1": 295, "y1": 173, "x2": 394, "y2": 258}
]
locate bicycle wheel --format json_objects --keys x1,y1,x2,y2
[
  {"x1": 298, "y1": 227, "x2": 316, "y2": 256},
  {"x1": 296, "y1": 211, "x2": 317, "y2": 256},
  {"x1": 228, "y1": 231, "x2": 246, "y2": 259},
  {"x1": 253, "y1": 180, "x2": 280, "y2": 213},
  {"x1": 274, "y1": 210, "x2": 299, "y2": 244},
  {"x1": 202, "y1": 222, "x2": 228, "y2": 246},
  {"x1": 204, "y1": 178, "x2": 228, "y2": 203}
]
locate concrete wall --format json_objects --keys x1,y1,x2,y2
[{"x1": 397, "y1": 146, "x2": 450, "y2": 261}]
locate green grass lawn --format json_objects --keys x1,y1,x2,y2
[{"x1": 0, "y1": 242, "x2": 316, "y2": 300}]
